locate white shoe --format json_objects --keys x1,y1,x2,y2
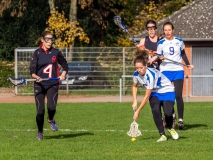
[
  {"x1": 156, "y1": 135, "x2": 167, "y2": 142},
  {"x1": 168, "y1": 128, "x2": 179, "y2": 140}
]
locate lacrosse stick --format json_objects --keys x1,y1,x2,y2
[
  {"x1": 127, "y1": 110, "x2": 142, "y2": 138},
  {"x1": 8, "y1": 76, "x2": 60, "y2": 86},
  {"x1": 150, "y1": 52, "x2": 188, "y2": 67},
  {"x1": 114, "y1": 16, "x2": 139, "y2": 46}
]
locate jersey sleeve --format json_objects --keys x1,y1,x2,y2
[
  {"x1": 133, "y1": 76, "x2": 138, "y2": 84},
  {"x1": 157, "y1": 42, "x2": 163, "y2": 55},
  {"x1": 30, "y1": 51, "x2": 38, "y2": 75},
  {"x1": 180, "y1": 39, "x2": 185, "y2": 50},
  {"x1": 58, "y1": 51, "x2": 68, "y2": 73}
]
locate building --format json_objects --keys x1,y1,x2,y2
[{"x1": 134, "y1": 0, "x2": 213, "y2": 96}]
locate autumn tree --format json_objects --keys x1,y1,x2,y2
[
  {"x1": 0, "y1": 0, "x2": 50, "y2": 60},
  {"x1": 115, "y1": 0, "x2": 194, "y2": 47},
  {"x1": 46, "y1": 9, "x2": 89, "y2": 48}
]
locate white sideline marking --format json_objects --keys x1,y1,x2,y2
[
  {"x1": 3, "y1": 128, "x2": 213, "y2": 132},
  {"x1": 4, "y1": 129, "x2": 126, "y2": 132}
]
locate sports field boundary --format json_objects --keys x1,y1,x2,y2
[{"x1": 0, "y1": 93, "x2": 212, "y2": 103}]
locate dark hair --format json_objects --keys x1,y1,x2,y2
[
  {"x1": 163, "y1": 21, "x2": 174, "y2": 30},
  {"x1": 36, "y1": 30, "x2": 53, "y2": 45},
  {"x1": 146, "y1": 20, "x2": 157, "y2": 28},
  {"x1": 133, "y1": 48, "x2": 149, "y2": 66}
]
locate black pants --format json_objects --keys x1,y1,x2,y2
[
  {"x1": 173, "y1": 79, "x2": 184, "y2": 119},
  {"x1": 34, "y1": 85, "x2": 58, "y2": 133},
  {"x1": 149, "y1": 96, "x2": 174, "y2": 136}
]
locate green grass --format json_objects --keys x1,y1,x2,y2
[{"x1": 0, "y1": 102, "x2": 213, "y2": 159}]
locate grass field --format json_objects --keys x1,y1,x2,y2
[{"x1": 0, "y1": 102, "x2": 213, "y2": 160}]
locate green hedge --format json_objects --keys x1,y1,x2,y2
[{"x1": 0, "y1": 61, "x2": 14, "y2": 87}]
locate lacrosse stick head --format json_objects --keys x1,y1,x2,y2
[
  {"x1": 127, "y1": 120, "x2": 142, "y2": 138},
  {"x1": 113, "y1": 16, "x2": 128, "y2": 32},
  {"x1": 8, "y1": 76, "x2": 26, "y2": 86}
]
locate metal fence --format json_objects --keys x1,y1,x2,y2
[
  {"x1": 14, "y1": 47, "x2": 213, "y2": 97},
  {"x1": 14, "y1": 47, "x2": 137, "y2": 95}
]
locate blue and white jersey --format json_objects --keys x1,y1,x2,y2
[
  {"x1": 157, "y1": 37, "x2": 185, "y2": 72},
  {"x1": 133, "y1": 68, "x2": 174, "y2": 93}
]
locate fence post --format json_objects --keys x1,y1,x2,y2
[
  {"x1": 65, "y1": 47, "x2": 69, "y2": 95},
  {"x1": 119, "y1": 76, "x2": 122, "y2": 102},
  {"x1": 185, "y1": 75, "x2": 188, "y2": 102},
  {"x1": 122, "y1": 47, "x2": 125, "y2": 95},
  {"x1": 14, "y1": 49, "x2": 18, "y2": 95}
]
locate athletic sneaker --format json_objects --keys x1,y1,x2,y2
[
  {"x1": 48, "y1": 119, "x2": 58, "y2": 132},
  {"x1": 178, "y1": 120, "x2": 184, "y2": 130},
  {"x1": 172, "y1": 114, "x2": 177, "y2": 129},
  {"x1": 168, "y1": 128, "x2": 179, "y2": 140},
  {"x1": 37, "y1": 133, "x2": 43, "y2": 140},
  {"x1": 156, "y1": 135, "x2": 167, "y2": 142}
]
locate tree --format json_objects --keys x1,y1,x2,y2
[
  {"x1": 46, "y1": 0, "x2": 89, "y2": 48},
  {"x1": 46, "y1": 9, "x2": 89, "y2": 48},
  {"x1": 0, "y1": 0, "x2": 50, "y2": 60},
  {"x1": 76, "y1": 0, "x2": 142, "y2": 47},
  {"x1": 115, "y1": 0, "x2": 194, "y2": 47}
]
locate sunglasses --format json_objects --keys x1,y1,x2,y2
[{"x1": 146, "y1": 26, "x2": 157, "y2": 31}]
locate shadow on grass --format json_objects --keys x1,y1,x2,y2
[
  {"x1": 45, "y1": 132, "x2": 94, "y2": 139},
  {"x1": 180, "y1": 124, "x2": 208, "y2": 130}
]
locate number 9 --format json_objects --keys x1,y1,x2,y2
[{"x1": 169, "y1": 47, "x2": 174, "y2": 55}]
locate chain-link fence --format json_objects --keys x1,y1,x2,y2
[{"x1": 14, "y1": 47, "x2": 144, "y2": 95}]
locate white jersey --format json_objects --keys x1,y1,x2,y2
[
  {"x1": 157, "y1": 37, "x2": 185, "y2": 71},
  {"x1": 133, "y1": 68, "x2": 174, "y2": 93}
]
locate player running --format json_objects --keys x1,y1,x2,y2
[
  {"x1": 156, "y1": 22, "x2": 194, "y2": 129},
  {"x1": 137, "y1": 20, "x2": 176, "y2": 128},
  {"x1": 30, "y1": 30, "x2": 68, "y2": 140},
  {"x1": 132, "y1": 49, "x2": 179, "y2": 142}
]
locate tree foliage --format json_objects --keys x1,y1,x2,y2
[
  {"x1": 0, "y1": 0, "x2": 50, "y2": 60},
  {"x1": 0, "y1": 0, "x2": 28, "y2": 17},
  {"x1": 46, "y1": 10, "x2": 90, "y2": 47},
  {"x1": 76, "y1": 0, "x2": 142, "y2": 47},
  {"x1": 0, "y1": 0, "x2": 195, "y2": 60},
  {"x1": 116, "y1": 0, "x2": 194, "y2": 47}
]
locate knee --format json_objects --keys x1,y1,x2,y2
[
  {"x1": 36, "y1": 113, "x2": 44, "y2": 119},
  {"x1": 164, "y1": 108, "x2": 173, "y2": 117},
  {"x1": 175, "y1": 94, "x2": 182, "y2": 101},
  {"x1": 37, "y1": 110, "x2": 45, "y2": 116},
  {"x1": 164, "y1": 111, "x2": 172, "y2": 117},
  {"x1": 151, "y1": 107, "x2": 160, "y2": 115}
]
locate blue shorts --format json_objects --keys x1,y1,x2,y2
[
  {"x1": 150, "y1": 92, "x2": 175, "y2": 102},
  {"x1": 162, "y1": 70, "x2": 184, "y2": 82}
]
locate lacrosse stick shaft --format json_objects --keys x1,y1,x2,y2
[
  {"x1": 153, "y1": 53, "x2": 188, "y2": 67},
  {"x1": 26, "y1": 78, "x2": 59, "y2": 81},
  {"x1": 8, "y1": 76, "x2": 60, "y2": 86}
]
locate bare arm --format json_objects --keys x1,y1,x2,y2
[
  {"x1": 133, "y1": 88, "x2": 152, "y2": 120},
  {"x1": 137, "y1": 38, "x2": 145, "y2": 48},
  {"x1": 132, "y1": 82, "x2": 138, "y2": 110}
]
